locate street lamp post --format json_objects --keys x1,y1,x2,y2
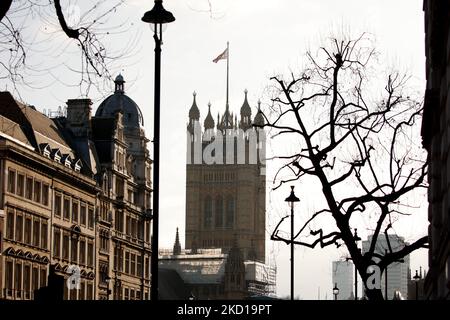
[
  {"x1": 353, "y1": 228, "x2": 361, "y2": 300},
  {"x1": 285, "y1": 186, "x2": 300, "y2": 301},
  {"x1": 333, "y1": 283, "x2": 339, "y2": 301},
  {"x1": 142, "y1": 0, "x2": 175, "y2": 301},
  {"x1": 413, "y1": 269, "x2": 421, "y2": 300}
]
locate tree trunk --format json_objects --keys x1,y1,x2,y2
[
  {"x1": 365, "y1": 288, "x2": 384, "y2": 300},
  {"x1": 0, "y1": 0, "x2": 12, "y2": 22},
  {"x1": 358, "y1": 268, "x2": 385, "y2": 300}
]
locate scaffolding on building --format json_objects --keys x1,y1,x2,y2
[{"x1": 245, "y1": 261, "x2": 277, "y2": 297}]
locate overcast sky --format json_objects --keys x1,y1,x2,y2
[{"x1": 2, "y1": 0, "x2": 428, "y2": 299}]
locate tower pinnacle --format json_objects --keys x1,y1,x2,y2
[{"x1": 173, "y1": 227, "x2": 181, "y2": 255}]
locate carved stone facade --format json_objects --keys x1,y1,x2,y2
[
  {"x1": 0, "y1": 75, "x2": 152, "y2": 300},
  {"x1": 421, "y1": 0, "x2": 450, "y2": 300},
  {"x1": 185, "y1": 91, "x2": 266, "y2": 262}
]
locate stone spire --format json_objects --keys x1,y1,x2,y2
[
  {"x1": 223, "y1": 234, "x2": 246, "y2": 298},
  {"x1": 218, "y1": 100, "x2": 233, "y2": 131},
  {"x1": 253, "y1": 99, "x2": 265, "y2": 127},
  {"x1": 188, "y1": 92, "x2": 200, "y2": 133},
  {"x1": 188, "y1": 92, "x2": 200, "y2": 120},
  {"x1": 204, "y1": 102, "x2": 215, "y2": 129},
  {"x1": 226, "y1": 235, "x2": 244, "y2": 272},
  {"x1": 173, "y1": 227, "x2": 181, "y2": 255},
  {"x1": 239, "y1": 89, "x2": 252, "y2": 130}
]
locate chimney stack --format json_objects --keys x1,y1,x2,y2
[{"x1": 66, "y1": 99, "x2": 92, "y2": 137}]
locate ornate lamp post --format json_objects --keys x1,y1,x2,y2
[
  {"x1": 142, "y1": 0, "x2": 175, "y2": 301},
  {"x1": 285, "y1": 186, "x2": 300, "y2": 300},
  {"x1": 333, "y1": 283, "x2": 340, "y2": 301}
]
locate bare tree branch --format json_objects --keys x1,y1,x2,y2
[
  {"x1": 0, "y1": 0, "x2": 12, "y2": 22},
  {"x1": 267, "y1": 33, "x2": 428, "y2": 300}
]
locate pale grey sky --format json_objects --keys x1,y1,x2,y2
[{"x1": 1, "y1": 0, "x2": 428, "y2": 299}]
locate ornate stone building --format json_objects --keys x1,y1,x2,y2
[
  {"x1": 0, "y1": 92, "x2": 97, "y2": 300},
  {"x1": 158, "y1": 90, "x2": 274, "y2": 300},
  {"x1": 85, "y1": 75, "x2": 153, "y2": 300},
  {"x1": 421, "y1": 0, "x2": 450, "y2": 300},
  {"x1": 159, "y1": 240, "x2": 276, "y2": 300},
  {"x1": 0, "y1": 75, "x2": 152, "y2": 300},
  {"x1": 185, "y1": 91, "x2": 266, "y2": 262}
]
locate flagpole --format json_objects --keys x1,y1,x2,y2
[{"x1": 226, "y1": 41, "x2": 229, "y2": 109}]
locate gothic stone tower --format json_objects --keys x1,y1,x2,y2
[{"x1": 185, "y1": 91, "x2": 266, "y2": 262}]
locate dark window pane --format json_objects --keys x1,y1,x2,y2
[
  {"x1": 80, "y1": 205, "x2": 86, "y2": 226},
  {"x1": 55, "y1": 194, "x2": 62, "y2": 217},
  {"x1": 15, "y1": 214, "x2": 23, "y2": 242},
  {"x1": 63, "y1": 198, "x2": 70, "y2": 220},
  {"x1": 33, "y1": 180, "x2": 41, "y2": 203},
  {"x1": 72, "y1": 201, "x2": 78, "y2": 222},
  {"x1": 6, "y1": 209, "x2": 14, "y2": 239},
  {"x1": 42, "y1": 184, "x2": 49, "y2": 206},
  {"x1": 8, "y1": 169, "x2": 15, "y2": 193},
  {"x1": 17, "y1": 174, "x2": 24, "y2": 197},
  {"x1": 26, "y1": 177, "x2": 33, "y2": 200}
]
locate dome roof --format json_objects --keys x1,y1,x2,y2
[
  {"x1": 204, "y1": 102, "x2": 215, "y2": 129},
  {"x1": 254, "y1": 100, "x2": 265, "y2": 126},
  {"x1": 240, "y1": 89, "x2": 251, "y2": 116},
  {"x1": 95, "y1": 75, "x2": 143, "y2": 127},
  {"x1": 189, "y1": 92, "x2": 200, "y2": 120}
]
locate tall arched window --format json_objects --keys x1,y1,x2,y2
[
  {"x1": 204, "y1": 196, "x2": 212, "y2": 229},
  {"x1": 226, "y1": 197, "x2": 235, "y2": 229},
  {"x1": 215, "y1": 196, "x2": 223, "y2": 228}
]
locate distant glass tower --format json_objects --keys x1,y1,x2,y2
[
  {"x1": 332, "y1": 260, "x2": 354, "y2": 300},
  {"x1": 362, "y1": 234, "x2": 410, "y2": 299}
]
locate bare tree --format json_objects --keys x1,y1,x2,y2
[
  {"x1": 0, "y1": 0, "x2": 136, "y2": 97},
  {"x1": 258, "y1": 34, "x2": 428, "y2": 300}
]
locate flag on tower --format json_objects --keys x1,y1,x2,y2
[
  {"x1": 212, "y1": 47, "x2": 228, "y2": 63},
  {"x1": 213, "y1": 42, "x2": 230, "y2": 107}
]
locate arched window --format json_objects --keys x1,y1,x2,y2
[
  {"x1": 215, "y1": 196, "x2": 223, "y2": 228},
  {"x1": 204, "y1": 196, "x2": 212, "y2": 229},
  {"x1": 226, "y1": 197, "x2": 235, "y2": 229}
]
